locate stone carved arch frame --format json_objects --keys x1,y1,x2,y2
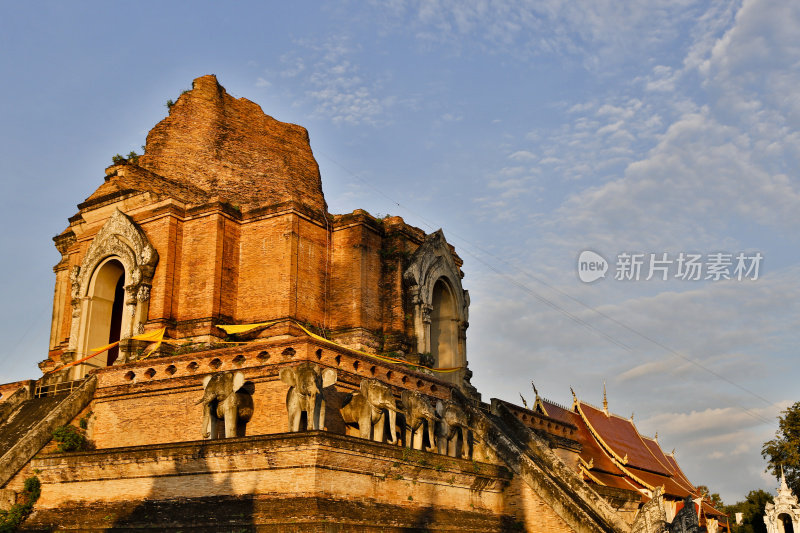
[
  {"x1": 403, "y1": 230, "x2": 469, "y2": 378},
  {"x1": 765, "y1": 475, "x2": 800, "y2": 533},
  {"x1": 67, "y1": 209, "x2": 158, "y2": 374}
]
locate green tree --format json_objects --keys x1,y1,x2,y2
[
  {"x1": 762, "y1": 401, "x2": 800, "y2": 496},
  {"x1": 724, "y1": 489, "x2": 773, "y2": 533}
]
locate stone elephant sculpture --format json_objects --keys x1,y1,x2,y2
[
  {"x1": 340, "y1": 379, "x2": 401, "y2": 443},
  {"x1": 400, "y1": 390, "x2": 439, "y2": 452},
  {"x1": 197, "y1": 371, "x2": 254, "y2": 439},
  {"x1": 436, "y1": 399, "x2": 472, "y2": 459},
  {"x1": 279, "y1": 362, "x2": 337, "y2": 432}
]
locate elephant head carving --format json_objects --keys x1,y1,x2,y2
[
  {"x1": 340, "y1": 378, "x2": 401, "y2": 444},
  {"x1": 197, "y1": 371, "x2": 254, "y2": 439},
  {"x1": 435, "y1": 399, "x2": 471, "y2": 458},
  {"x1": 401, "y1": 390, "x2": 439, "y2": 452},
  {"x1": 279, "y1": 362, "x2": 337, "y2": 432}
]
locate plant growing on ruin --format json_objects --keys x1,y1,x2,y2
[
  {"x1": 418, "y1": 352, "x2": 434, "y2": 368},
  {"x1": 166, "y1": 98, "x2": 175, "y2": 110},
  {"x1": 52, "y1": 424, "x2": 91, "y2": 452},
  {"x1": 78, "y1": 411, "x2": 93, "y2": 430},
  {"x1": 112, "y1": 154, "x2": 126, "y2": 165},
  {"x1": 0, "y1": 476, "x2": 40, "y2": 532}
]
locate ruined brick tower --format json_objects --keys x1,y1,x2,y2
[
  {"x1": 46, "y1": 74, "x2": 472, "y2": 390},
  {"x1": 0, "y1": 75, "x2": 724, "y2": 532}
]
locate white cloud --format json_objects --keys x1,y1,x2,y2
[
  {"x1": 471, "y1": 0, "x2": 800, "y2": 254},
  {"x1": 275, "y1": 38, "x2": 395, "y2": 126},
  {"x1": 373, "y1": 0, "x2": 710, "y2": 71},
  {"x1": 509, "y1": 150, "x2": 536, "y2": 161},
  {"x1": 642, "y1": 404, "x2": 786, "y2": 439}
]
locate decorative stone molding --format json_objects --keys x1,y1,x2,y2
[
  {"x1": 632, "y1": 487, "x2": 667, "y2": 533},
  {"x1": 403, "y1": 230, "x2": 469, "y2": 384},
  {"x1": 670, "y1": 495, "x2": 700, "y2": 533},
  {"x1": 765, "y1": 471, "x2": 800, "y2": 533},
  {"x1": 66, "y1": 209, "x2": 159, "y2": 368}
]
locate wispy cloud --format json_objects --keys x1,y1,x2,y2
[
  {"x1": 274, "y1": 37, "x2": 396, "y2": 126},
  {"x1": 374, "y1": 0, "x2": 710, "y2": 70},
  {"x1": 473, "y1": 0, "x2": 800, "y2": 253}
]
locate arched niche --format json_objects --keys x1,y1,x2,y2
[
  {"x1": 430, "y1": 278, "x2": 458, "y2": 369},
  {"x1": 780, "y1": 514, "x2": 795, "y2": 533},
  {"x1": 77, "y1": 258, "x2": 125, "y2": 374},
  {"x1": 66, "y1": 209, "x2": 158, "y2": 378},
  {"x1": 403, "y1": 230, "x2": 469, "y2": 386}
]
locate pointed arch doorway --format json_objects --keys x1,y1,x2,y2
[
  {"x1": 74, "y1": 258, "x2": 126, "y2": 378},
  {"x1": 430, "y1": 278, "x2": 458, "y2": 369}
]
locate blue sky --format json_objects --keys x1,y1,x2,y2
[{"x1": 2, "y1": 0, "x2": 799, "y2": 504}]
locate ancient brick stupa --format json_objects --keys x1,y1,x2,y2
[{"x1": 0, "y1": 75, "x2": 725, "y2": 532}]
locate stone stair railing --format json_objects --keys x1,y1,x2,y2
[
  {"x1": 0, "y1": 376, "x2": 96, "y2": 488},
  {"x1": 454, "y1": 389, "x2": 631, "y2": 533}
]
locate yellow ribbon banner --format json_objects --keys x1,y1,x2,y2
[
  {"x1": 47, "y1": 328, "x2": 167, "y2": 375},
  {"x1": 216, "y1": 320, "x2": 282, "y2": 335},
  {"x1": 47, "y1": 320, "x2": 463, "y2": 376},
  {"x1": 220, "y1": 320, "x2": 462, "y2": 374}
]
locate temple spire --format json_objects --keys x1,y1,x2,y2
[{"x1": 602, "y1": 381, "x2": 609, "y2": 416}]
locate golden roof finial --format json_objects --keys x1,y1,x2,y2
[
  {"x1": 602, "y1": 380, "x2": 609, "y2": 416},
  {"x1": 570, "y1": 386, "x2": 577, "y2": 401},
  {"x1": 654, "y1": 431, "x2": 659, "y2": 442},
  {"x1": 531, "y1": 380, "x2": 539, "y2": 399},
  {"x1": 519, "y1": 393, "x2": 528, "y2": 409}
]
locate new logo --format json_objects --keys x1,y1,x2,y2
[{"x1": 578, "y1": 251, "x2": 608, "y2": 283}]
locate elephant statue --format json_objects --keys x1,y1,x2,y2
[
  {"x1": 340, "y1": 379, "x2": 401, "y2": 443},
  {"x1": 470, "y1": 413, "x2": 497, "y2": 463},
  {"x1": 279, "y1": 362, "x2": 337, "y2": 432},
  {"x1": 435, "y1": 399, "x2": 472, "y2": 459},
  {"x1": 197, "y1": 371, "x2": 254, "y2": 439},
  {"x1": 400, "y1": 390, "x2": 439, "y2": 452}
]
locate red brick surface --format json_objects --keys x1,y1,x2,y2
[{"x1": 140, "y1": 75, "x2": 326, "y2": 212}]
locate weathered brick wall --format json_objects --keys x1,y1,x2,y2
[
  {"x1": 77, "y1": 338, "x2": 453, "y2": 450},
  {"x1": 44, "y1": 73, "x2": 449, "y2": 366},
  {"x1": 237, "y1": 215, "x2": 292, "y2": 323},
  {"x1": 141, "y1": 208, "x2": 180, "y2": 327},
  {"x1": 138, "y1": 74, "x2": 326, "y2": 213},
  {"x1": 511, "y1": 477, "x2": 577, "y2": 533},
  {"x1": 23, "y1": 432, "x2": 520, "y2": 531},
  {"x1": 174, "y1": 212, "x2": 224, "y2": 326},
  {"x1": 47, "y1": 194, "x2": 439, "y2": 367},
  {"x1": 0, "y1": 381, "x2": 32, "y2": 404},
  {"x1": 330, "y1": 212, "x2": 384, "y2": 333}
]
